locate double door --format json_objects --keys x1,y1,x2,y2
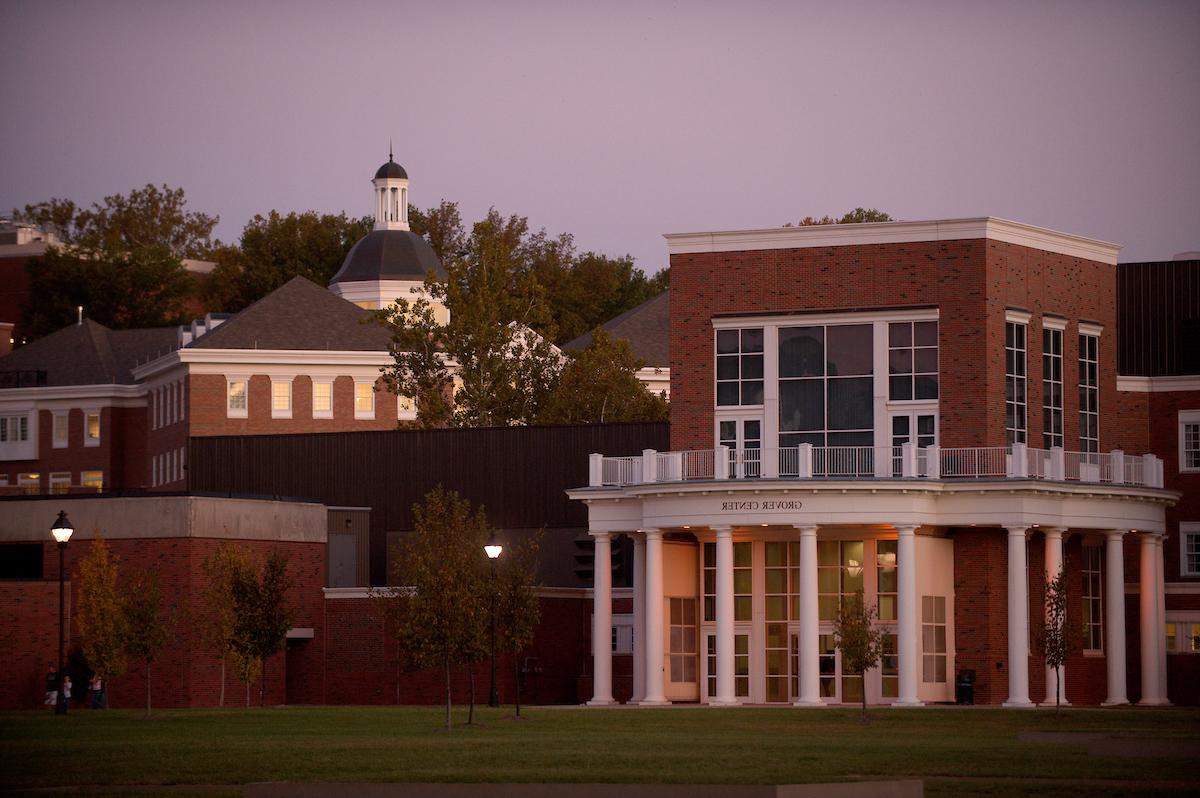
[
  {"x1": 889, "y1": 412, "x2": 937, "y2": 476},
  {"x1": 719, "y1": 417, "x2": 761, "y2": 478}
]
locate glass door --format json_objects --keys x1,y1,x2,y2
[
  {"x1": 889, "y1": 412, "x2": 937, "y2": 476},
  {"x1": 719, "y1": 418, "x2": 762, "y2": 478}
]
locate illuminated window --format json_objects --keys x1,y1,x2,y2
[
  {"x1": 313, "y1": 381, "x2": 333, "y2": 418},
  {"x1": 227, "y1": 379, "x2": 248, "y2": 417},
  {"x1": 398, "y1": 394, "x2": 417, "y2": 420},
  {"x1": 80, "y1": 470, "x2": 103, "y2": 493},
  {"x1": 18, "y1": 473, "x2": 39, "y2": 494},
  {"x1": 53, "y1": 413, "x2": 68, "y2": 448},
  {"x1": 354, "y1": 382, "x2": 375, "y2": 418},
  {"x1": 702, "y1": 541, "x2": 753, "y2": 622},
  {"x1": 49, "y1": 472, "x2": 71, "y2": 494},
  {"x1": 85, "y1": 412, "x2": 100, "y2": 446},
  {"x1": 1082, "y1": 545, "x2": 1103, "y2": 651},
  {"x1": 876, "y1": 540, "x2": 897, "y2": 622},
  {"x1": 1181, "y1": 525, "x2": 1200, "y2": 577},
  {"x1": 818, "y1": 540, "x2": 864, "y2": 621},
  {"x1": 271, "y1": 379, "x2": 292, "y2": 418},
  {"x1": 922, "y1": 595, "x2": 947, "y2": 683}
]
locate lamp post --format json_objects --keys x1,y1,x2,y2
[
  {"x1": 484, "y1": 534, "x2": 503, "y2": 708},
  {"x1": 51, "y1": 511, "x2": 74, "y2": 716}
]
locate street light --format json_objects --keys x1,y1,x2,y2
[
  {"x1": 485, "y1": 533, "x2": 503, "y2": 708},
  {"x1": 51, "y1": 510, "x2": 73, "y2": 716}
]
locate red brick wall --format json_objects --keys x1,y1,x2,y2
[
  {"x1": 1149, "y1": 389, "x2": 1200, "y2": 582},
  {"x1": 0, "y1": 580, "x2": 66, "y2": 710},
  {"x1": 0, "y1": 406, "x2": 148, "y2": 493},
  {"x1": 188, "y1": 373, "x2": 402, "y2": 438},
  {"x1": 952, "y1": 528, "x2": 1009, "y2": 704},
  {"x1": 668, "y1": 238, "x2": 1114, "y2": 452}
]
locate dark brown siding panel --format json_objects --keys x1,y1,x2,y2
[
  {"x1": 1118, "y1": 260, "x2": 1200, "y2": 376},
  {"x1": 188, "y1": 422, "x2": 668, "y2": 586}
]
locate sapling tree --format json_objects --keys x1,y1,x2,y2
[
  {"x1": 496, "y1": 531, "x2": 543, "y2": 717},
  {"x1": 1034, "y1": 567, "x2": 1077, "y2": 713},
  {"x1": 76, "y1": 534, "x2": 128, "y2": 706},
  {"x1": 123, "y1": 568, "x2": 174, "y2": 716},
  {"x1": 831, "y1": 589, "x2": 885, "y2": 722}
]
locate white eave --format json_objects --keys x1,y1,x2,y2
[
  {"x1": 663, "y1": 217, "x2": 1121, "y2": 265},
  {"x1": 0, "y1": 383, "x2": 145, "y2": 403},
  {"x1": 1116, "y1": 375, "x2": 1200, "y2": 393},
  {"x1": 132, "y1": 348, "x2": 396, "y2": 380}
]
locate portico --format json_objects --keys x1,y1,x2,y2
[{"x1": 571, "y1": 470, "x2": 1172, "y2": 707}]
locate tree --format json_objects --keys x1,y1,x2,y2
[
  {"x1": 122, "y1": 569, "x2": 174, "y2": 716},
  {"x1": 544, "y1": 251, "x2": 667, "y2": 345},
  {"x1": 202, "y1": 211, "x2": 372, "y2": 312},
  {"x1": 408, "y1": 200, "x2": 467, "y2": 266},
  {"x1": 14, "y1": 185, "x2": 217, "y2": 339},
  {"x1": 1034, "y1": 567, "x2": 1077, "y2": 713},
  {"x1": 496, "y1": 531, "x2": 543, "y2": 717},
  {"x1": 198, "y1": 543, "x2": 255, "y2": 707},
  {"x1": 538, "y1": 329, "x2": 669, "y2": 424},
  {"x1": 381, "y1": 487, "x2": 489, "y2": 729},
  {"x1": 831, "y1": 590, "x2": 885, "y2": 722},
  {"x1": 76, "y1": 535, "x2": 128, "y2": 703},
  {"x1": 786, "y1": 208, "x2": 893, "y2": 227},
  {"x1": 229, "y1": 552, "x2": 292, "y2": 707}
]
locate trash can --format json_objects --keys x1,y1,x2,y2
[{"x1": 956, "y1": 669, "x2": 975, "y2": 705}]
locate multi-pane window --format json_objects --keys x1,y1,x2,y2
[
  {"x1": 881, "y1": 634, "x2": 898, "y2": 698},
  {"x1": 52, "y1": 414, "x2": 68, "y2": 448},
  {"x1": 779, "y1": 324, "x2": 874, "y2": 449},
  {"x1": 271, "y1": 380, "x2": 292, "y2": 416},
  {"x1": 1079, "y1": 334, "x2": 1099, "y2": 454},
  {"x1": 354, "y1": 382, "x2": 375, "y2": 417},
  {"x1": 18, "y1": 473, "x2": 39, "y2": 494},
  {"x1": 227, "y1": 380, "x2": 248, "y2": 414},
  {"x1": 921, "y1": 596, "x2": 947, "y2": 683},
  {"x1": 1042, "y1": 328, "x2": 1064, "y2": 449},
  {"x1": 1005, "y1": 322, "x2": 1027, "y2": 444},
  {"x1": 1180, "y1": 416, "x2": 1200, "y2": 473},
  {"x1": 1082, "y1": 545, "x2": 1103, "y2": 651},
  {"x1": 49, "y1": 472, "x2": 71, "y2": 495},
  {"x1": 668, "y1": 598, "x2": 697, "y2": 683},
  {"x1": 702, "y1": 541, "x2": 753, "y2": 622},
  {"x1": 817, "y1": 540, "x2": 864, "y2": 621},
  {"x1": 313, "y1": 381, "x2": 333, "y2": 417},
  {"x1": 765, "y1": 541, "x2": 800, "y2": 621},
  {"x1": 888, "y1": 321, "x2": 938, "y2": 400},
  {"x1": 876, "y1": 540, "x2": 897, "y2": 622},
  {"x1": 85, "y1": 412, "x2": 100, "y2": 445},
  {"x1": 1182, "y1": 530, "x2": 1200, "y2": 577},
  {"x1": 716, "y1": 328, "x2": 764, "y2": 406},
  {"x1": 80, "y1": 470, "x2": 103, "y2": 493},
  {"x1": 766, "y1": 621, "x2": 790, "y2": 702},
  {"x1": 706, "y1": 634, "x2": 750, "y2": 698},
  {"x1": 819, "y1": 633, "x2": 838, "y2": 698},
  {"x1": 0, "y1": 415, "x2": 29, "y2": 442}
]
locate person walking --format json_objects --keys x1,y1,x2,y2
[{"x1": 43, "y1": 665, "x2": 57, "y2": 708}]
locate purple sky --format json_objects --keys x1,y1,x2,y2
[{"x1": 2, "y1": 0, "x2": 1198, "y2": 270}]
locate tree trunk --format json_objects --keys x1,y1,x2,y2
[
  {"x1": 260, "y1": 657, "x2": 266, "y2": 707},
  {"x1": 443, "y1": 658, "x2": 452, "y2": 731},
  {"x1": 219, "y1": 653, "x2": 225, "y2": 708},
  {"x1": 1055, "y1": 669, "x2": 1062, "y2": 715},
  {"x1": 146, "y1": 661, "x2": 152, "y2": 717},
  {"x1": 860, "y1": 673, "x2": 867, "y2": 723},
  {"x1": 468, "y1": 668, "x2": 476, "y2": 726},
  {"x1": 245, "y1": 679, "x2": 250, "y2": 708},
  {"x1": 514, "y1": 656, "x2": 522, "y2": 718}
]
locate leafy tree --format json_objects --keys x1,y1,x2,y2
[
  {"x1": 122, "y1": 569, "x2": 174, "y2": 716},
  {"x1": 381, "y1": 487, "x2": 489, "y2": 729},
  {"x1": 408, "y1": 200, "x2": 467, "y2": 266},
  {"x1": 202, "y1": 211, "x2": 372, "y2": 312},
  {"x1": 375, "y1": 297, "x2": 454, "y2": 429},
  {"x1": 831, "y1": 590, "x2": 885, "y2": 722},
  {"x1": 1034, "y1": 567, "x2": 1077, "y2": 714},
  {"x1": 14, "y1": 185, "x2": 216, "y2": 339},
  {"x1": 76, "y1": 535, "x2": 128, "y2": 702},
  {"x1": 229, "y1": 552, "x2": 292, "y2": 707},
  {"x1": 198, "y1": 543, "x2": 255, "y2": 707},
  {"x1": 539, "y1": 329, "x2": 669, "y2": 424},
  {"x1": 787, "y1": 208, "x2": 893, "y2": 227},
  {"x1": 543, "y1": 251, "x2": 667, "y2": 345},
  {"x1": 496, "y1": 531, "x2": 543, "y2": 717}
]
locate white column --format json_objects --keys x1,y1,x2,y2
[
  {"x1": 710, "y1": 526, "x2": 737, "y2": 705},
  {"x1": 895, "y1": 524, "x2": 923, "y2": 707},
  {"x1": 640, "y1": 528, "x2": 669, "y2": 705},
  {"x1": 631, "y1": 531, "x2": 646, "y2": 704},
  {"x1": 587, "y1": 531, "x2": 615, "y2": 706},
  {"x1": 1003, "y1": 525, "x2": 1034, "y2": 707},
  {"x1": 794, "y1": 525, "x2": 823, "y2": 706},
  {"x1": 1102, "y1": 529, "x2": 1129, "y2": 705},
  {"x1": 1156, "y1": 536, "x2": 1169, "y2": 702},
  {"x1": 1041, "y1": 528, "x2": 1069, "y2": 706},
  {"x1": 1139, "y1": 533, "x2": 1164, "y2": 705}
]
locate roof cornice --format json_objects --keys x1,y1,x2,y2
[
  {"x1": 0, "y1": 384, "x2": 145, "y2": 402},
  {"x1": 133, "y1": 348, "x2": 393, "y2": 380},
  {"x1": 664, "y1": 217, "x2": 1121, "y2": 265},
  {"x1": 1117, "y1": 375, "x2": 1200, "y2": 393}
]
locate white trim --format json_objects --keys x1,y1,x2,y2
[
  {"x1": 1005, "y1": 308, "x2": 1033, "y2": 325},
  {"x1": 133, "y1": 348, "x2": 395, "y2": 380},
  {"x1": 1181, "y1": 523, "x2": 1200, "y2": 578},
  {"x1": 1180, "y1": 411, "x2": 1200, "y2": 474},
  {"x1": 713, "y1": 306, "x2": 938, "y2": 329},
  {"x1": 664, "y1": 217, "x2": 1122, "y2": 265},
  {"x1": 1118, "y1": 375, "x2": 1200, "y2": 393},
  {"x1": 0, "y1": 384, "x2": 145, "y2": 404},
  {"x1": 1041, "y1": 316, "x2": 1068, "y2": 332},
  {"x1": 270, "y1": 377, "x2": 294, "y2": 419},
  {"x1": 1078, "y1": 322, "x2": 1104, "y2": 338}
]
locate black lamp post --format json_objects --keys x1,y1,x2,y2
[
  {"x1": 51, "y1": 510, "x2": 74, "y2": 716},
  {"x1": 484, "y1": 534, "x2": 503, "y2": 708}
]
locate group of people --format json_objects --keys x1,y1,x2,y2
[{"x1": 43, "y1": 666, "x2": 105, "y2": 710}]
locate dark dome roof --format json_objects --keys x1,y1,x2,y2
[
  {"x1": 329, "y1": 230, "x2": 446, "y2": 284},
  {"x1": 375, "y1": 159, "x2": 408, "y2": 180}
]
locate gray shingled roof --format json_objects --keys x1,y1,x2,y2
[
  {"x1": 563, "y1": 290, "x2": 669, "y2": 368},
  {"x1": 329, "y1": 229, "x2": 446, "y2": 284},
  {"x1": 188, "y1": 275, "x2": 392, "y2": 351},
  {"x1": 0, "y1": 319, "x2": 177, "y2": 386}
]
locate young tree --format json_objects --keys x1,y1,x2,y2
[
  {"x1": 496, "y1": 531, "x2": 543, "y2": 717},
  {"x1": 229, "y1": 552, "x2": 292, "y2": 706},
  {"x1": 122, "y1": 569, "x2": 174, "y2": 716},
  {"x1": 1034, "y1": 567, "x2": 1076, "y2": 713},
  {"x1": 76, "y1": 535, "x2": 128, "y2": 704},
  {"x1": 831, "y1": 590, "x2": 885, "y2": 722},
  {"x1": 538, "y1": 329, "x2": 669, "y2": 424},
  {"x1": 198, "y1": 543, "x2": 255, "y2": 707},
  {"x1": 381, "y1": 487, "x2": 489, "y2": 729}
]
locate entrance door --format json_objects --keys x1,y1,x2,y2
[
  {"x1": 665, "y1": 597, "x2": 699, "y2": 701},
  {"x1": 719, "y1": 418, "x2": 762, "y2": 478},
  {"x1": 889, "y1": 412, "x2": 937, "y2": 476}
]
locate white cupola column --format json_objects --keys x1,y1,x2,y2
[
  {"x1": 895, "y1": 524, "x2": 923, "y2": 707},
  {"x1": 711, "y1": 526, "x2": 737, "y2": 706},
  {"x1": 587, "y1": 530, "x2": 615, "y2": 706},
  {"x1": 1102, "y1": 529, "x2": 1129, "y2": 706},
  {"x1": 1041, "y1": 528, "x2": 1069, "y2": 706},
  {"x1": 1003, "y1": 525, "x2": 1034, "y2": 708}
]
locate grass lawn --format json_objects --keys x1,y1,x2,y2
[{"x1": 1, "y1": 704, "x2": 1198, "y2": 797}]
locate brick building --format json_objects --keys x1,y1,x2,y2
[{"x1": 572, "y1": 218, "x2": 1196, "y2": 708}]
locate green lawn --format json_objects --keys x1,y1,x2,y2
[{"x1": 1, "y1": 705, "x2": 1197, "y2": 797}]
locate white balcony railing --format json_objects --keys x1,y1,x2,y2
[{"x1": 588, "y1": 444, "x2": 1165, "y2": 489}]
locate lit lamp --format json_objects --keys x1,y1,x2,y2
[
  {"x1": 51, "y1": 511, "x2": 73, "y2": 716},
  {"x1": 485, "y1": 534, "x2": 503, "y2": 708}
]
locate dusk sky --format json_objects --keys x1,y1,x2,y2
[{"x1": 2, "y1": 0, "x2": 1197, "y2": 271}]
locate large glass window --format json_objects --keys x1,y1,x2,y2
[
  {"x1": 716, "y1": 329, "x2": 764, "y2": 406},
  {"x1": 817, "y1": 540, "x2": 864, "y2": 621},
  {"x1": 702, "y1": 541, "x2": 753, "y2": 622},
  {"x1": 888, "y1": 321, "x2": 938, "y2": 400},
  {"x1": 227, "y1": 379, "x2": 248, "y2": 415},
  {"x1": 668, "y1": 598, "x2": 698, "y2": 683},
  {"x1": 779, "y1": 324, "x2": 873, "y2": 448},
  {"x1": 921, "y1": 596, "x2": 947, "y2": 683},
  {"x1": 1006, "y1": 322, "x2": 1027, "y2": 444},
  {"x1": 354, "y1": 382, "x2": 376, "y2": 418},
  {"x1": 876, "y1": 540, "x2": 897, "y2": 622},
  {"x1": 1079, "y1": 334, "x2": 1099, "y2": 454},
  {"x1": 313, "y1": 381, "x2": 333, "y2": 417},
  {"x1": 1184, "y1": 528, "x2": 1200, "y2": 577},
  {"x1": 765, "y1": 541, "x2": 801, "y2": 621},
  {"x1": 1082, "y1": 545, "x2": 1103, "y2": 652},
  {"x1": 1042, "y1": 328, "x2": 1063, "y2": 449},
  {"x1": 1182, "y1": 420, "x2": 1200, "y2": 472},
  {"x1": 271, "y1": 380, "x2": 292, "y2": 416},
  {"x1": 706, "y1": 634, "x2": 750, "y2": 698}
]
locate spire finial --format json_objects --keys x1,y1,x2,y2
[{"x1": 389, "y1": 139, "x2": 393, "y2": 162}]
